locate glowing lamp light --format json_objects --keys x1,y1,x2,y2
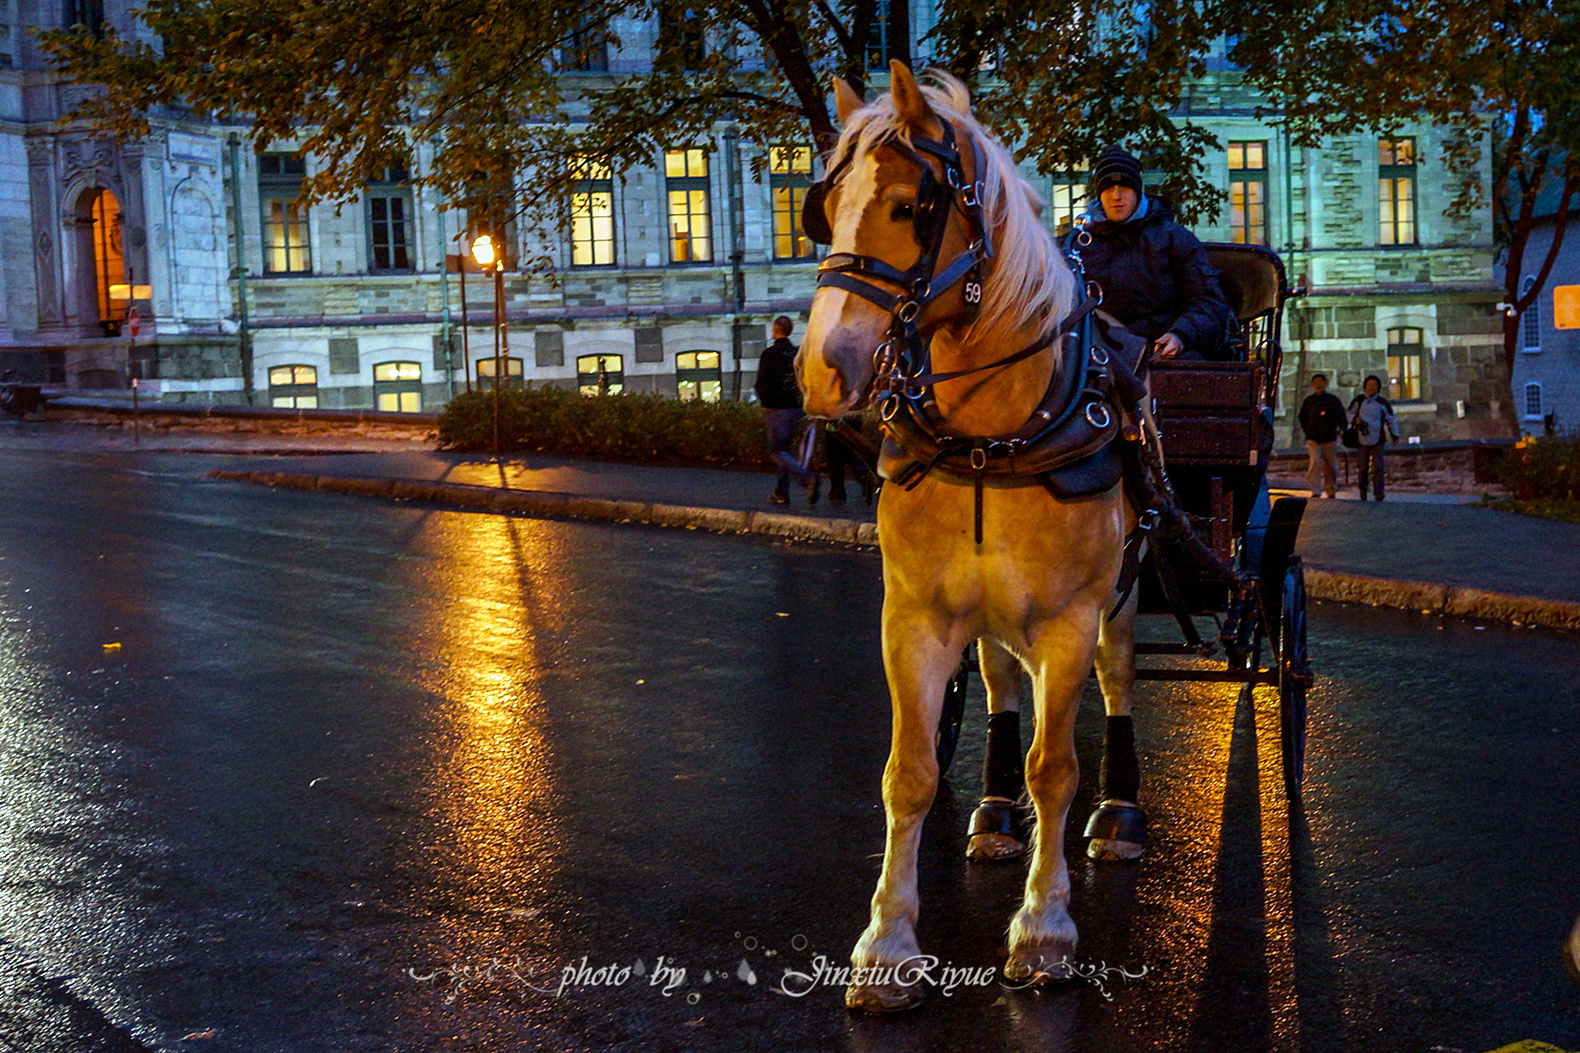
[
  {"x1": 470, "y1": 234, "x2": 497, "y2": 268},
  {"x1": 108, "y1": 284, "x2": 154, "y2": 301},
  {"x1": 1555, "y1": 285, "x2": 1580, "y2": 330}
]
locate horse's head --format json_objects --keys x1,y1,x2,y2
[{"x1": 798, "y1": 63, "x2": 1072, "y2": 419}]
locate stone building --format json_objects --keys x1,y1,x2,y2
[{"x1": 1, "y1": 4, "x2": 1513, "y2": 443}]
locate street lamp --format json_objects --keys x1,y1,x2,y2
[{"x1": 471, "y1": 231, "x2": 507, "y2": 454}]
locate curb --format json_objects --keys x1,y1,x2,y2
[
  {"x1": 207, "y1": 469, "x2": 1579, "y2": 633},
  {"x1": 205, "y1": 469, "x2": 880, "y2": 547}
]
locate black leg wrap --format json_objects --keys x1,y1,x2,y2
[
  {"x1": 983, "y1": 711, "x2": 1024, "y2": 800},
  {"x1": 1101, "y1": 715, "x2": 1140, "y2": 803}
]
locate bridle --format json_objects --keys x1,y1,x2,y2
[{"x1": 802, "y1": 117, "x2": 1101, "y2": 416}]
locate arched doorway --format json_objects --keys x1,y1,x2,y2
[{"x1": 77, "y1": 187, "x2": 127, "y2": 336}]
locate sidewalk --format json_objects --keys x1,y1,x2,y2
[{"x1": 203, "y1": 445, "x2": 1580, "y2": 631}]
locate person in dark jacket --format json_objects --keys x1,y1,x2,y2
[
  {"x1": 754, "y1": 316, "x2": 819, "y2": 505},
  {"x1": 1074, "y1": 145, "x2": 1232, "y2": 361},
  {"x1": 1298, "y1": 373, "x2": 1347, "y2": 498}
]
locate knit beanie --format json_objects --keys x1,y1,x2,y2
[{"x1": 1091, "y1": 145, "x2": 1144, "y2": 195}]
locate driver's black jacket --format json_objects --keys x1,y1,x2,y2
[{"x1": 1068, "y1": 197, "x2": 1232, "y2": 360}]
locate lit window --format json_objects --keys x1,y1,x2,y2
[
  {"x1": 259, "y1": 154, "x2": 312, "y2": 274},
  {"x1": 1521, "y1": 275, "x2": 1541, "y2": 351},
  {"x1": 367, "y1": 164, "x2": 413, "y2": 273},
  {"x1": 1524, "y1": 382, "x2": 1543, "y2": 420},
  {"x1": 1049, "y1": 180, "x2": 1086, "y2": 239},
  {"x1": 1386, "y1": 327, "x2": 1424, "y2": 401},
  {"x1": 1228, "y1": 141, "x2": 1268, "y2": 245},
  {"x1": 770, "y1": 145, "x2": 816, "y2": 260},
  {"x1": 577, "y1": 353, "x2": 624, "y2": 396},
  {"x1": 268, "y1": 364, "x2": 320, "y2": 408},
  {"x1": 676, "y1": 350, "x2": 722, "y2": 401},
  {"x1": 570, "y1": 158, "x2": 615, "y2": 267},
  {"x1": 373, "y1": 361, "x2": 423, "y2": 412},
  {"x1": 476, "y1": 356, "x2": 525, "y2": 389},
  {"x1": 1378, "y1": 138, "x2": 1416, "y2": 246},
  {"x1": 665, "y1": 149, "x2": 711, "y2": 263}
]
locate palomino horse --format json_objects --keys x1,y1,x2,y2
[{"x1": 798, "y1": 64, "x2": 1144, "y2": 1011}]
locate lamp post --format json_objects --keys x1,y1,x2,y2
[{"x1": 471, "y1": 232, "x2": 507, "y2": 454}]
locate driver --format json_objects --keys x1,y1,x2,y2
[{"x1": 1071, "y1": 145, "x2": 1231, "y2": 361}]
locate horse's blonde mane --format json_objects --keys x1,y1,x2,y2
[{"x1": 828, "y1": 70, "x2": 1076, "y2": 351}]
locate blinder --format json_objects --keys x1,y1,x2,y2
[
  {"x1": 801, "y1": 178, "x2": 833, "y2": 246},
  {"x1": 799, "y1": 143, "x2": 949, "y2": 250}
]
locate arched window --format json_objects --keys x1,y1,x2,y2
[
  {"x1": 1524, "y1": 382, "x2": 1543, "y2": 420},
  {"x1": 88, "y1": 189, "x2": 127, "y2": 333},
  {"x1": 1521, "y1": 275, "x2": 1542, "y2": 352},
  {"x1": 373, "y1": 361, "x2": 423, "y2": 412},
  {"x1": 269, "y1": 365, "x2": 320, "y2": 408},
  {"x1": 577, "y1": 354, "x2": 624, "y2": 396}
]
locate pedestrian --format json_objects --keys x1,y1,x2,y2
[
  {"x1": 1071, "y1": 145, "x2": 1233, "y2": 361},
  {"x1": 1347, "y1": 374, "x2": 1397, "y2": 501},
  {"x1": 823, "y1": 414, "x2": 878, "y2": 504},
  {"x1": 1297, "y1": 373, "x2": 1347, "y2": 498},
  {"x1": 755, "y1": 316, "x2": 820, "y2": 506}
]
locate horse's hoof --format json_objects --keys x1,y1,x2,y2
[
  {"x1": 968, "y1": 832, "x2": 1027, "y2": 861},
  {"x1": 966, "y1": 797, "x2": 1027, "y2": 862},
  {"x1": 1004, "y1": 941, "x2": 1077, "y2": 985},
  {"x1": 1084, "y1": 799, "x2": 1146, "y2": 862},
  {"x1": 845, "y1": 980, "x2": 927, "y2": 1012}
]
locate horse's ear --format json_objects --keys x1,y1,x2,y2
[
  {"x1": 889, "y1": 60, "x2": 934, "y2": 129},
  {"x1": 833, "y1": 77, "x2": 864, "y2": 124}
]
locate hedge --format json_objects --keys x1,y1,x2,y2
[
  {"x1": 435, "y1": 386, "x2": 775, "y2": 469},
  {"x1": 1497, "y1": 431, "x2": 1580, "y2": 500}
]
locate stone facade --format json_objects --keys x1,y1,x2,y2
[
  {"x1": 0, "y1": 5, "x2": 1511, "y2": 442},
  {"x1": 1172, "y1": 65, "x2": 1509, "y2": 443}
]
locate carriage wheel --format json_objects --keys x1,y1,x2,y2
[
  {"x1": 1278, "y1": 556, "x2": 1310, "y2": 799},
  {"x1": 936, "y1": 651, "x2": 971, "y2": 778}
]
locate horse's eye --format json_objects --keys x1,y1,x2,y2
[{"x1": 891, "y1": 202, "x2": 915, "y2": 222}]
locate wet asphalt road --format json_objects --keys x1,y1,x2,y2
[{"x1": 0, "y1": 446, "x2": 1578, "y2": 1053}]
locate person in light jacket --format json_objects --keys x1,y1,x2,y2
[{"x1": 1348, "y1": 375, "x2": 1398, "y2": 501}]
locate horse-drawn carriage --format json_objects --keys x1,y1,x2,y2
[{"x1": 932, "y1": 241, "x2": 1315, "y2": 800}]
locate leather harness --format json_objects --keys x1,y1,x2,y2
[
  {"x1": 805, "y1": 116, "x2": 1243, "y2": 611},
  {"x1": 803, "y1": 121, "x2": 1149, "y2": 543}
]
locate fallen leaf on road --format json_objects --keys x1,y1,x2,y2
[{"x1": 102, "y1": 643, "x2": 121, "y2": 652}]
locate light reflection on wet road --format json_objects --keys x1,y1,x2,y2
[{"x1": 0, "y1": 448, "x2": 1577, "y2": 1052}]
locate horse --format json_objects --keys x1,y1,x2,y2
[{"x1": 797, "y1": 63, "x2": 1146, "y2": 1011}]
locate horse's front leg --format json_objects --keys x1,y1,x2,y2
[
  {"x1": 847, "y1": 604, "x2": 963, "y2": 1012},
  {"x1": 1086, "y1": 587, "x2": 1148, "y2": 861},
  {"x1": 1006, "y1": 606, "x2": 1104, "y2": 982},
  {"x1": 967, "y1": 638, "x2": 1029, "y2": 861}
]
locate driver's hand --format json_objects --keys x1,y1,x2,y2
[{"x1": 1153, "y1": 332, "x2": 1185, "y2": 360}]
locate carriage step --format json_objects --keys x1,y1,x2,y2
[{"x1": 1135, "y1": 642, "x2": 1218, "y2": 656}]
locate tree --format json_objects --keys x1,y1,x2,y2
[{"x1": 41, "y1": 0, "x2": 1252, "y2": 257}]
